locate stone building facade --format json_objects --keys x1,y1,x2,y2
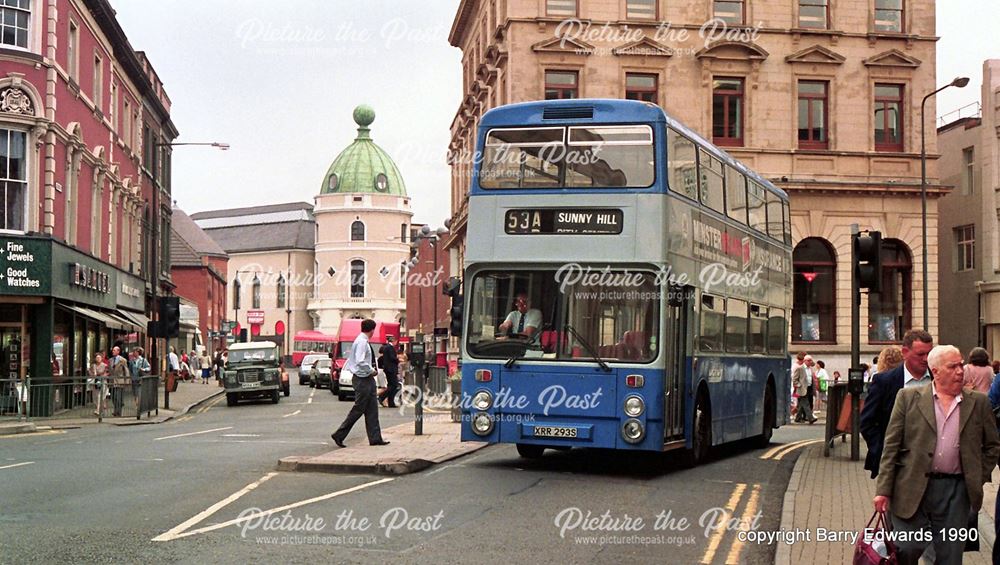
[
  {"x1": 447, "y1": 0, "x2": 943, "y2": 370},
  {"x1": 937, "y1": 60, "x2": 1000, "y2": 356}
]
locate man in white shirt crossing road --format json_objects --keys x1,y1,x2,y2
[{"x1": 331, "y1": 319, "x2": 390, "y2": 447}]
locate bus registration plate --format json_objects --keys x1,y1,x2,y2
[{"x1": 534, "y1": 426, "x2": 577, "y2": 438}]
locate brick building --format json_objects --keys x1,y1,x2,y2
[
  {"x1": 446, "y1": 0, "x2": 943, "y2": 369},
  {"x1": 169, "y1": 206, "x2": 227, "y2": 354}
]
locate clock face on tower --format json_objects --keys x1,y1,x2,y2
[{"x1": 374, "y1": 173, "x2": 388, "y2": 192}]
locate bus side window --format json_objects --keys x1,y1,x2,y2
[
  {"x1": 725, "y1": 298, "x2": 748, "y2": 353},
  {"x1": 765, "y1": 191, "x2": 783, "y2": 242},
  {"x1": 767, "y1": 308, "x2": 787, "y2": 354},
  {"x1": 748, "y1": 304, "x2": 767, "y2": 354},
  {"x1": 699, "y1": 149, "x2": 725, "y2": 214},
  {"x1": 725, "y1": 166, "x2": 747, "y2": 225},
  {"x1": 699, "y1": 293, "x2": 724, "y2": 352},
  {"x1": 747, "y1": 181, "x2": 767, "y2": 234},
  {"x1": 668, "y1": 128, "x2": 698, "y2": 201}
]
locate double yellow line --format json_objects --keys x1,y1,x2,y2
[
  {"x1": 699, "y1": 482, "x2": 762, "y2": 564},
  {"x1": 759, "y1": 438, "x2": 823, "y2": 460}
]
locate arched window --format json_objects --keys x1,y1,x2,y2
[
  {"x1": 276, "y1": 274, "x2": 286, "y2": 309},
  {"x1": 792, "y1": 237, "x2": 836, "y2": 342},
  {"x1": 350, "y1": 260, "x2": 365, "y2": 297},
  {"x1": 351, "y1": 220, "x2": 365, "y2": 241},
  {"x1": 869, "y1": 239, "x2": 912, "y2": 343},
  {"x1": 232, "y1": 277, "x2": 241, "y2": 310},
  {"x1": 252, "y1": 275, "x2": 261, "y2": 309}
]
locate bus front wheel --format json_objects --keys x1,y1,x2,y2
[{"x1": 516, "y1": 444, "x2": 545, "y2": 459}]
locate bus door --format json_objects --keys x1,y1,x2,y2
[{"x1": 663, "y1": 285, "x2": 690, "y2": 441}]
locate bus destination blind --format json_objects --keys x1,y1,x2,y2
[{"x1": 504, "y1": 209, "x2": 623, "y2": 235}]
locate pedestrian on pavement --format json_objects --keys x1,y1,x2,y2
[
  {"x1": 108, "y1": 346, "x2": 129, "y2": 417},
  {"x1": 963, "y1": 347, "x2": 992, "y2": 394},
  {"x1": 378, "y1": 336, "x2": 400, "y2": 408},
  {"x1": 860, "y1": 329, "x2": 933, "y2": 479},
  {"x1": 130, "y1": 347, "x2": 151, "y2": 411},
  {"x1": 876, "y1": 346, "x2": 904, "y2": 374},
  {"x1": 200, "y1": 350, "x2": 212, "y2": 384},
  {"x1": 167, "y1": 346, "x2": 179, "y2": 380},
  {"x1": 986, "y1": 368, "x2": 1000, "y2": 563},
  {"x1": 331, "y1": 319, "x2": 390, "y2": 448},
  {"x1": 873, "y1": 345, "x2": 1000, "y2": 565},
  {"x1": 791, "y1": 351, "x2": 806, "y2": 419},
  {"x1": 814, "y1": 360, "x2": 830, "y2": 412},
  {"x1": 89, "y1": 352, "x2": 108, "y2": 416},
  {"x1": 792, "y1": 355, "x2": 816, "y2": 423}
]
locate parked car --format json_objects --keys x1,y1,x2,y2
[
  {"x1": 224, "y1": 341, "x2": 282, "y2": 406},
  {"x1": 299, "y1": 353, "x2": 327, "y2": 385},
  {"x1": 310, "y1": 358, "x2": 336, "y2": 393}
]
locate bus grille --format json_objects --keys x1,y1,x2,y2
[{"x1": 542, "y1": 106, "x2": 594, "y2": 120}]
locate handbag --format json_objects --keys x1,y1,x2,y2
[{"x1": 853, "y1": 511, "x2": 897, "y2": 565}]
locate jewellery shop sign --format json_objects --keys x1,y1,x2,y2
[{"x1": 0, "y1": 236, "x2": 51, "y2": 295}]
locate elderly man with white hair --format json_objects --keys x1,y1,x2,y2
[
  {"x1": 873, "y1": 344, "x2": 1000, "y2": 565},
  {"x1": 792, "y1": 355, "x2": 816, "y2": 423}
]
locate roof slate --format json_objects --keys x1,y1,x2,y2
[
  {"x1": 202, "y1": 220, "x2": 315, "y2": 253},
  {"x1": 170, "y1": 207, "x2": 227, "y2": 267},
  {"x1": 190, "y1": 202, "x2": 314, "y2": 221}
]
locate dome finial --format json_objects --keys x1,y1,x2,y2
[{"x1": 353, "y1": 105, "x2": 374, "y2": 140}]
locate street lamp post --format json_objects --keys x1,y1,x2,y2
[
  {"x1": 154, "y1": 140, "x2": 228, "y2": 408},
  {"x1": 920, "y1": 77, "x2": 969, "y2": 329}
]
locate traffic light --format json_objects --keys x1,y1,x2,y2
[
  {"x1": 442, "y1": 277, "x2": 463, "y2": 337},
  {"x1": 449, "y1": 293, "x2": 464, "y2": 337},
  {"x1": 854, "y1": 231, "x2": 882, "y2": 293},
  {"x1": 160, "y1": 296, "x2": 181, "y2": 338}
]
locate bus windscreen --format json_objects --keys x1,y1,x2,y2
[{"x1": 479, "y1": 125, "x2": 654, "y2": 189}]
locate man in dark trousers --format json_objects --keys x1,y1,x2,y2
[
  {"x1": 332, "y1": 319, "x2": 389, "y2": 447},
  {"x1": 874, "y1": 344, "x2": 1000, "y2": 564},
  {"x1": 377, "y1": 336, "x2": 400, "y2": 408},
  {"x1": 860, "y1": 329, "x2": 933, "y2": 478}
]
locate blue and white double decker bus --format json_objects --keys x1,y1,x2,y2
[{"x1": 458, "y1": 99, "x2": 792, "y2": 462}]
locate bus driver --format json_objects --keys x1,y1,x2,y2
[{"x1": 497, "y1": 293, "x2": 542, "y2": 339}]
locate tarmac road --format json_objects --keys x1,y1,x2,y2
[{"x1": 1, "y1": 383, "x2": 824, "y2": 564}]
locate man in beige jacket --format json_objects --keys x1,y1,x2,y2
[{"x1": 873, "y1": 345, "x2": 1000, "y2": 564}]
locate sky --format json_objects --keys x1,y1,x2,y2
[{"x1": 111, "y1": 1, "x2": 999, "y2": 227}]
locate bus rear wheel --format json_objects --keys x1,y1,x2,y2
[
  {"x1": 690, "y1": 394, "x2": 712, "y2": 465},
  {"x1": 516, "y1": 444, "x2": 545, "y2": 459},
  {"x1": 756, "y1": 384, "x2": 775, "y2": 448}
]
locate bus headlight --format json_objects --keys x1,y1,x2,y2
[
  {"x1": 624, "y1": 395, "x2": 645, "y2": 417},
  {"x1": 472, "y1": 412, "x2": 494, "y2": 435},
  {"x1": 472, "y1": 391, "x2": 493, "y2": 411},
  {"x1": 622, "y1": 419, "x2": 645, "y2": 443}
]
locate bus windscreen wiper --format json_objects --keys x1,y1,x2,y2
[{"x1": 563, "y1": 324, "x2": 612, "y2": 372}]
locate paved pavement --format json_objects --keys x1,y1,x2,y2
[
  {"x1": 776, "y1": 432, "x2": 998, "y2": 565},
  {"x1": 0, "y1": 377, "x2": 223, "y2": 432},
  {"x1": 278, "y1": 414, "x2": 488, "y2": 475}
]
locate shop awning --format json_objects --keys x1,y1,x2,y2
[
  {"x1": 62, "y1": 304, "x2": 128, "y2": 331},
  {"x1": 116, "y1": 309, "x2": 150, "y2": 331}
]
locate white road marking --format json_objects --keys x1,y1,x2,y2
[
  {"x1": 282, "y1": 410, "x2": 301, "y2": 418},
  {"x1": 220, "y1": 434, "x2": 260, "y2": 438},
  {"x1": 169, "y1": 477, "x2": 395, "y2": 540},
  {"x1": 307, "y1": 387, "x2": 316, "y2": 404},
  {"x1": 0, "y1": 461, "x2": 34, "y2": 470},
  {"x1": 152, "y1": 472, "x2": 278, "y2": 542},
  {"x1": 154, "y1": 426, "x2": 233, "y2": 441}
]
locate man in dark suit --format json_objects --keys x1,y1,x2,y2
[
  {"x1": 860, "y1": 329, "x2": 933, "y2": 478},
  {"x1": 873, "y1": 345, "x2": 1000, "y2": 564},
  {"x1": 377, "y1": 336, "x2": 400, "y2": 408}
]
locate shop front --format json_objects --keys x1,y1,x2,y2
[{"x1": 0, "y1": 235, "x2": 150, "y2": 417}]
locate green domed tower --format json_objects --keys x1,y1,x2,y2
[
  {"x1": 320, "y1": 105, "x2": 408, "y2": 197},
  {"x1": 309, "y1": 106, "x2": 413, "y2": 334}
]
